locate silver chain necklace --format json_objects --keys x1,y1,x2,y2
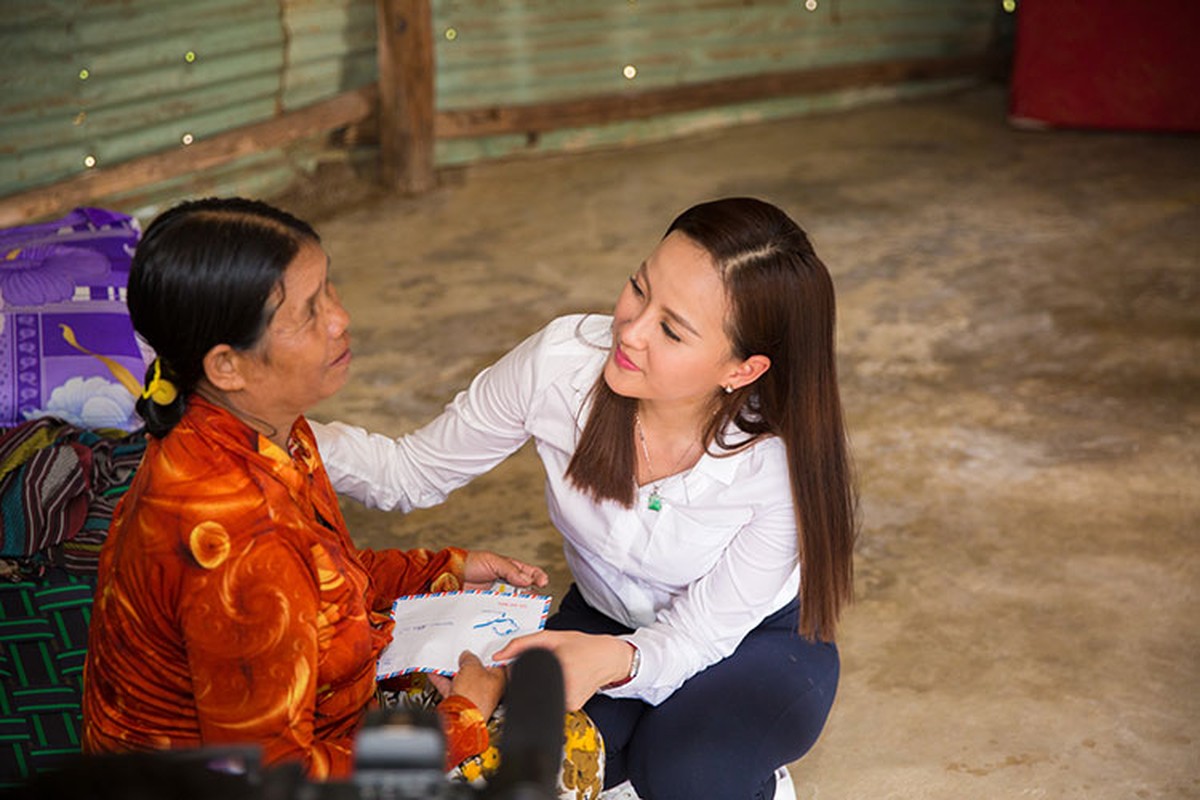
[{"x1": 634, "y1": 412, "x2": 698, "y2": 512}]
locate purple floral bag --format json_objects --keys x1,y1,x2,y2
[{"x1": 0, "y1": 208, "x2": 150, "y2": 431}]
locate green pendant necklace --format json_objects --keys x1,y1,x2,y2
[{"x1": 635, "y1": 412, "x2": 696, "y2": 512}]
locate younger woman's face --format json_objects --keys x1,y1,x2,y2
[{"x1": 604, "y1": 231, "x2": 747, "y2": 413}]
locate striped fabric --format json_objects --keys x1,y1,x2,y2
[
  {"x1": 0, "y1": 568, "x2": 97, "y2": 787},
  {"x1": 0, "y1": 418, "x2": 145, "y2": 577}
]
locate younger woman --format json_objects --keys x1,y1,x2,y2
[{"x1": 314, "y1": 197, "x2": 857, "y2": 799}]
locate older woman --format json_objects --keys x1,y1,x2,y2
[{"x1": 81, "y1": 197, "x2": 547, "y2": 781}]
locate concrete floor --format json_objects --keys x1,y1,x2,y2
[{"x1": 296, "y1": 84, "x2": 1199, "y2": 799}]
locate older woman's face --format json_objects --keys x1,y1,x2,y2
[{"x1": 237, "y1": 242, "x2": 351, "y2": 425}]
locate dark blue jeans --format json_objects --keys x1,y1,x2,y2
[{"x1": 546, "y1": 585, "x2": 839, "y2": 800}]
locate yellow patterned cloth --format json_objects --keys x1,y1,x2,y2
[
  {"x1": 382, "y1": 674, "x2": 605, "y2": 798},
  {"x1": 82, "y1": 397, "x2": 481, "y2": 780},
  {"x1": 559, "y1": 709, "x2": 605, "y2": 800}
]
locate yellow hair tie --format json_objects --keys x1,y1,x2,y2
[
  {"x1": 141, "y1": 358, "x2": 178, "y2": 405},
  {"x1": 60, "y1": 324, "x2": 178, "y2": 406}
]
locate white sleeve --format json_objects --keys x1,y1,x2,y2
[
  {"x1": 606, "y1": 451, "x2": 800, "y2": 705},
  {"x1": 622, "y1": 528, "x2": 798, "y2": 705},
  {"x1": 311, "y1": 326, "x2": 548, "y2": 512}
]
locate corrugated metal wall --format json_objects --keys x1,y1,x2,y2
[
  {"x1": 0, "y1": 0, "x2": 1006, "y2": 210},
  {"x1": 433, "y1": 0, "x2": 994, "y2": 106},
  {"x1": 430, "y1": 0, "x2": 1003, "y2": 164},
  {"x1": 0, "y1": 0, "x2": 376, "y2": 199}
]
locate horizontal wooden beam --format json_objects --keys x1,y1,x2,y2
[
  {"x1": 433, "y1": 54, "x2": 993, "y2": 139},
  {"x1": 0, "y1": 85, "x2": 378, "y2": 228}
]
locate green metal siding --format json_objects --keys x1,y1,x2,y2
[
  {"x1": 282, "y1": 0, "x2": 378, "y2": 108},
  {"x1": 0, "y1": 0, "x2": 376, "y2": 200},
  {"x1": 0, "y1": 0, "x2": 1006, "y2": 209},
  {"x1": 431, "y1": 0, "x2": 996, "y2": 106},
  {"x1": 430, "y1": 0, "x2": 1002, "y2": 164}
]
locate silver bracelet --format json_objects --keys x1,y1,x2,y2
[{"x1": 602, "y1": 641, "x2": 641, "y2": 689}]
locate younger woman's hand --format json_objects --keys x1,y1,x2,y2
[
  {"x1": 463, "y1": 550, "x2": 549, "y2": 591},
  {"x1": 492, "y1": 630, "x2": 635, "y2": 711}
]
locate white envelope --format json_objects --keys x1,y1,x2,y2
[{"x1": 376, "y1": 589, "x2": 552, "y2": 679}]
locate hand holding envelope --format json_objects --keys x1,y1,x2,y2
[{"x1": 376, "y1": 589, "x2": 552, "y2": 679}]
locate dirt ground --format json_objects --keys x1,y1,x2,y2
[{"x1": 292, "y1": 84, "x2": 1199, "y2": 799}]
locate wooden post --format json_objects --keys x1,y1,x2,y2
[{"x1": 375, "y1": 0, "x2": 436, "y2": 194}]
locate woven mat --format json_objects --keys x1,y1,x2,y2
[{"x1": 0, "y1": 568, "x2": 96, "y2": 787}]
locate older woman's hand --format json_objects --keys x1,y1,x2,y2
[
  {"x1": 462, "y1": 550, "x2": 548, "y2": 591},
  {"x1": 429, "y1": 651, "x2": 506, "y2": 721}
]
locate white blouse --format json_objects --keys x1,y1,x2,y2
[{"x1": 312, "y1": 314, "x2": 800, "y2": 705}]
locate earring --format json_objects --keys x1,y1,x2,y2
[{"x1": 723, "y1": 384, "x2": 733, "y2": 394}]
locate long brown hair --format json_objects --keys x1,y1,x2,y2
[{"x1": 566, "y1": 197, "x2": 857, "y2": 641}]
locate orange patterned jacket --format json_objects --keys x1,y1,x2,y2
[{"x1": 82, "y1": 396, "x2": 489, "y2": 779}]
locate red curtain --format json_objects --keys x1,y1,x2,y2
[{"x1": 1009, "y1": 0, "x2": 1200, "y2": 132}]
